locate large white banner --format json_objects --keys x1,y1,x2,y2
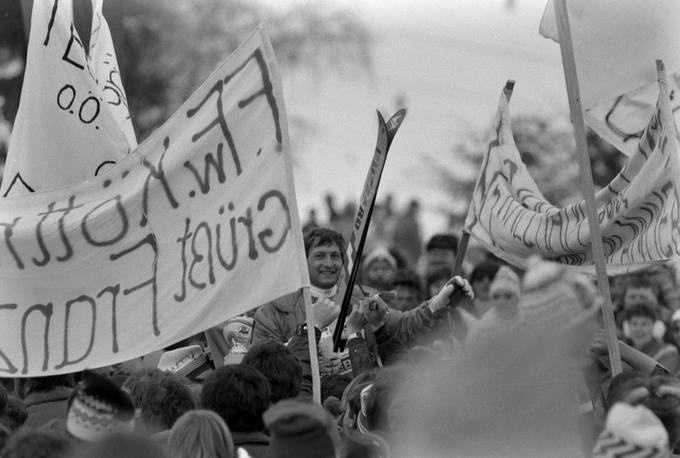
[
  {"x1": 465, "y1": 77, "x2": 680, "y2": 275},
  {"x1": 539, "y1": 0, "x2": 680, "y2": 110},
  {"x1": 0, "y1": 27, "x2": 309, "y2": 376},
  {"x1": 1, "y1": 0, "x2": 135, "y2": 198}
]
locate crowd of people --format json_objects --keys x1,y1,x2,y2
[{"x1": 2, "y1": 196, "x2": 680, "y2": 458}]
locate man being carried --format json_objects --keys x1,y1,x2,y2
[{"x1": 254, "y1": 227, "x2": 473, "y2": 376}]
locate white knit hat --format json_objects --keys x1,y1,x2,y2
[{"x1": 592, "y1": 402, "x2": 669, "y2": 458}]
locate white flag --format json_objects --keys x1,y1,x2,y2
[
  {"x1": 0, "y1": 27, "x2": 308, "y2": 376},
  {"x1": 465, "y1": 76, "x2": 680, "y2": 274},
  {"x1": 539, "y1": 0, "x2": 680, "y2": 110},
  {"x1": 1, "y1": 0, "x2": 134, "y2": 197}
]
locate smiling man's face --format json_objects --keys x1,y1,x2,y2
[{"x1": 307, "y1": 242, "x2": 343, "y2": 289}]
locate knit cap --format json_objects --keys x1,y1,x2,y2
[
  {"x1": 66, "y1": 370, "x2": 135, "y2": 442},
  {"x1": 489, "y1": 265, "x2": 520, "y2": 298},
  {"x1": 363, "y1": 247, "x2": 397, "y2": 270},
  {"x1": 592, "y1": 402, "x2": 669, "y2": 458},
  {"x1": 519, "y1": 256, "x2": 600, "y2": 329},
  {"x1": 263, "y1": 399, "x2": 341, "y2": 458}
]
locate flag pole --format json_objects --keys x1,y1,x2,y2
[
  {"x1": 553, "y1": 0, "x2": 622, "y2": 375},
  {"x1": 453, "y1": 79, "x2": 514, "y2": 279},
  {"x1": 302, "y1": 287, "x2": 321, "y2": 404}
]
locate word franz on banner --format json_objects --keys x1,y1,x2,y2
[
  {"x1": 464, "y1": 75, "x2": 680, "y2": 275},
  {"x1": 0, "y1": 27, "x2": 308, "y2": 377}
]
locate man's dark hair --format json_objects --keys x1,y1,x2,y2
[
  {"x1": 122, "y1": 368, "x2": 167, "y2": 408},
  {"x1": 0, "y1": 428, "x2": 72, "y2": 458},
  {"x1": 625, "y1": 303, "x2": 657, "y2": 321},
  {"x1": 425, "y1": 234, "x2": 458, "y2": 254},
  {"x1": 136, "y1": 375, "x2": 197, "y2": 431},
  {"x1": 201, "y1": 364, "x2": 270, "y2": 433},
  {"x1": 24, "y1": 375, "x2": 74, "y2": 395},
  {"x1": 320, "y1": 373, "x2": 352, "y2": 404},
  {"x1": 605, "y1": 371, "x2": 647, "y2": 410},
  {"x1": 470, "y1": 260, "x2": 501, "y2": 283},
  {"x1": 242, "y1": 341, "x2": 302, "y2": 404},
  {"x1": 303, "y1": 227, "x2": 346, "y2": 262}
]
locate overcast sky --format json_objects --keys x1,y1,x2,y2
[{"x1": 276, "y1": 0, "x2": 570, "y2": 236}]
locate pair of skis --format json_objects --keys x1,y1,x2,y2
[{"x1": 332, "y1": 108, "x2": 407, "y2": 351}]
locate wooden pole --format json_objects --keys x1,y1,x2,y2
[
  {"x1": 553, "y1": 0, "x2": 622, "y2": 375},
  {"x1": 452, "y1": 232, "x2": 469, "y2": 277},
  {"x1": 302, "y1": 287, "x2": 321, "y2": 405}
]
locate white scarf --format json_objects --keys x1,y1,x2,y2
[{"x1": 309, "y1": 284, "x2": 338, "y2": 301}]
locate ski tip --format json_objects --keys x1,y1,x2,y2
[{"x1": 376, "y1": 109, "x2": 386, "y2": 124}]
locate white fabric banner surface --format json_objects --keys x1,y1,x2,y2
[
  {"x1": 1, "y1": 0, "x2": 135, "y2": 197},
  {"x1": 539, "y1": 0, "x2": 680, "y2": 110},
  {"x1": 465, "y1": 77, "x2": 680, "y2": 275},
  {"x1": 0, "y1": 27, "x2": 309, "y2": 376},
  {"x1": 584, "y1": 73, "x2": 680, "y2": 157}
]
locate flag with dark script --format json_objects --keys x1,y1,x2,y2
[
  {"x1": 1, "y1": 0, "x2": 136, "y2": 197},
  {"x1": 465, "y1": 76, "x2": 680, "y2": 275},
  {"x1": 0, "y1": 27, "x2": 309, "y2": 376}
]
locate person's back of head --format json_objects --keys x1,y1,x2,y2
[
  {"x1": 168, "y1": 410, "x2": 235, "y2": 458},
  {"x1": 137, "y1": 375, "x2": 197, "y2": 433},
  {"x1": 263, "y1": 399, "x2": 342, "y2": 458},
  {"x1": 201, "y1": 364, "x2": 270, "y2": 433},
  {"x1": 71, "y1": 432, "x2": 168, "y2": 458},
  {"x1": 242, "y1": 341, "x2": 302, "y2": 404},
  {"x1": 122, "y1": 368, "x2": 167, "y2": 408},
  {"x1": 0, "y1": 428, "x2": 72, "y2": 458}
]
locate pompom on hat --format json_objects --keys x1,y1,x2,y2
[
  {"x1": 66, "y1": 370, "x2": 135, "y2": 442},
  {"x1": 592, "y1": 402, "x2": 669, "y2": 458}
]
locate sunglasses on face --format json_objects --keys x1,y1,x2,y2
[{"x1": 492, "y1": 292, "x2": 515, "y2": 301}]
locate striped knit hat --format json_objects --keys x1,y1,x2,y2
[
  {"x1": 593, "y1": 402, "x2": 669, "y2": 458},
  {"x1": 66, "y1": 370, "x2": 135, "y2": 442},
  {"x1": 519, "y1": 256, "x2": 599, "y2": 329}
]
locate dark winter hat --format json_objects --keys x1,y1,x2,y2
[
  {"x1": 263, "y1": 399, "x2": 341, "y2": 458},
  {"x1": 66, "y1": 370, "x2": 135, "y2": 442},
  {"x1": 425, "y1": 234, "x2": 459, "y2": 253}
]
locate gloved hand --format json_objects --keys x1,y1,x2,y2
[
  {"x1": 312, "y1": 297, "x2": 340, "y2": 330},
  {"x1": 429, "y1": 275, "x2": 474, "y2": 313}
]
